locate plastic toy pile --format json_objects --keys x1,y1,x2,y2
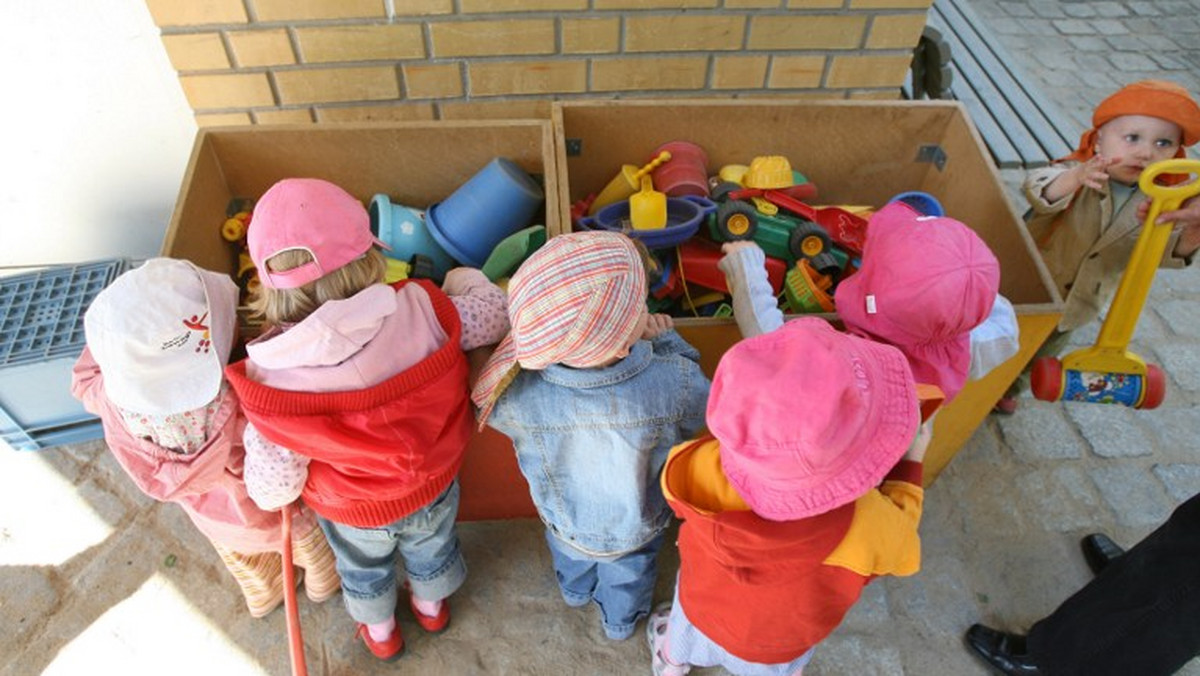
[
  {"x1": 218, "y1": 157, "x2": 549, "y2": 332},
  {"x1": 569, "y1": 140, "x2": 943, "y2": 319}
]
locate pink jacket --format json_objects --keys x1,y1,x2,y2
[{"x1": 71, "y1": 348, "x2": 316, "y2": 553}]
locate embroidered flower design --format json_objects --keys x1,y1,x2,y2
[{"x1": 182, "y1": 312, "x2": 212, "y2": 353}]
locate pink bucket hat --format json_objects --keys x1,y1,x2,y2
[
  {"x1": 84, "y1": 258, "x2": 239, "y2": 415},
  {"x1": 834, "y1": 202, "x2": 1000, "y2": 401},
  {"x1": 710, "y1": 317, "x2": 918, "y2": 521},
  {"x1": 248, "y1": 178, "x2": 387, "y2": 289},
  {"x1": 472, "y1": 231, "x2": 648, "y2": 425}
]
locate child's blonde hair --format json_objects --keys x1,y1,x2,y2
[{"x1": 249, "y1": 248, "x2": 387, "y2": 325}]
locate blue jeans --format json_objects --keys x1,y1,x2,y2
[
  {"x1": 545, "y1": 529, "x2": 663, "y2": 640},
  {"x1": 319, "y1": 480, "x2": 467, "y2": 625}
]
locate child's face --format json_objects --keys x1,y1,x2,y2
[{"x1": 1095, "y1": 114, "x2": 1183, "y2": 185}]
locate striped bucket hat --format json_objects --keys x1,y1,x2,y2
[{"x1": 472, "y1": 231, "x2": 647, "y2": 425}]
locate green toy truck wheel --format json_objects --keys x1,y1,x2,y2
[
  {"x1": 787, "y1": 219, "x2": 830, "y2": 261},
  {"x1": 716, "y1": 201, "x2": 759, "y2": 240}
]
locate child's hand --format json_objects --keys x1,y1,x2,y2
[
  {"x1": 903, "y1": 418, "x2": 934, "y2": 463},
  {"x1": 1075, "y1": 154, "x2": 1120, "y2": 191},
  {"x1": 721, "y1": 240, "x2": 761, "y2": 255},
  {"x1": 642, "y1": 313, "x2": 674, "y2": 340}
]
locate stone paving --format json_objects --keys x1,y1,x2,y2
[{"x1": 3, "y1": 1, "x2": 1200, "y2": 674}]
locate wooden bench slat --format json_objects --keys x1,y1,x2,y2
[{"x1": 937, "y1": 0, "x2": 1076, "y2": 161}]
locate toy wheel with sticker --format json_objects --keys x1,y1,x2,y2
[
  {"x1": 1030, "y1": 357, "x2": 1063, "y2": 402},
  {"x1": 716, "y1": 201, "x2": 758, "y2": 241},
  {"x1": 710, "y1": 181, "x2": 743, "y2": 202},
  {"x1": 788, "y1": 219, "x2": 831, "y2": 262},
  {"x1": 1140, "y1": 364, "x2": 1166, "y2": 409}
]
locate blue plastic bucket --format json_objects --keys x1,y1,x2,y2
[
  {"x1": 369, "y1": 194, "x2": 456, "y2": 279},
  {"x1": 425, "y1": 158, "x2": 544, "y2": 267},
  {"x1": 888, "y1": 191, "x2": 945, "y2": 217}
]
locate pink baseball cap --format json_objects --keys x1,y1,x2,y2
[
  {"x1": 248, "y1": 178, "x2": 387, "y2": 289},
  {"x1": 834, "y1": 202, "x2": 1000, "y2": 401},
  {"x1": 709, "y1": 317, "x2": 918, "y2": 521}
]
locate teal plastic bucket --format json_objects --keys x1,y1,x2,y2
[
  {"x1": 369, "y1": 195, "x2": 456, "y2": 279},
  {"x1": 426, "y1": 158, "x2": 544, "y2": 268}
]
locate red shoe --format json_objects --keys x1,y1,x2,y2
[
  {"x1": 355, "y1": 623, "x2": 404, "y2": 661},
  {"x1": 992, "y1": 396, "x2": 1018, "y2": 415},
  {"x1": 410, "y1": 597, "x2": 451, "y2": 633}
]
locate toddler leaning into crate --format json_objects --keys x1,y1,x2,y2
[
  {"x1": 223, "y1": 178, "x2": 509, "y2": 662},
  {"x1": 72, "y1": 258, "x2": 340, "y2": 618},
  {"x1": 472, "y1": 231, "x2": 710, "y2": 642},
  {"x1": 719, "y1": 200, "x2": 1004, "y2": 403},
  {"x1": 648, "y1": 317, "x2": 934, "y2": 676},
  {"x1": 997, "y1": 79, "x2": 1200, "y2": 413}
]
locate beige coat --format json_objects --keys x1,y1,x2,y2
[{"x1": 1024, "y1": 164, "x2": 1189, "y2": 331}]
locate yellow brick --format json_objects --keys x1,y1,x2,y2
[
  {"x1": 438, "y1": 99, "x2": 553, "y2": 120},
  {"x1": 274, "y1": 66, "x2": 400, "y2": 104},
  {"x1": 180, "y1": 73, "x2": 275, "y2": 109},
  {"x1": 850, "y1": 0, "x2": 932, "y2": 7},
  {"x1": 317, "y1": 103, "x2": 437, "y2": 122},
  {"x1": 865, "y1": 13, "x2": 928, "y2": 48},
  {"x1": 767, "y1": 55, "x2": 825, "y2": 88},
  {"x1": 145, "y1": 0, "x2": 247, "y2": 27},
  {"x1": 626, "y1": 16, "x2": 745, "y2": 52},
  {"x1": 593, "y1": 0, "x2": 716, "y2": 7},
  {"x1": 725, "y1": 0, "x2": 783, "y2": 6},
  {"x1": 404, "y1": 63, "x2": 464, "y2": 99},
  {"x1": 296, "y1": 25, "x2": 425, "y2": 63},
  {"x1": 430, "y1": 20, "x2": 555, "y2": 58},
  {"x1": 254, "y1": 108, "x2": 315, "y2": 124},
  {"x1": 393, "y1": 0, "x2": 454, "y2": 14},
  {"x1": 228, "y1": 30, "x2": 295, "y2": 68},
  {"x1": 712, "y1": 55, "x2": 769, "y2": 89},
  {"x1": 562, "y1": 18, "x2": 620, "y2": 54},
  {"x1": 592, "y1": 57, "x2": 707, "y2": 92},
  {"x1": 161, "y1": 33, "x2": 230, "y2": 71},
  {"x1": 461, "y1": 0, "x2": 587, "y2": 10},
  {"x1": 827, "y1": 53, "x2": 912, "y2": 88},
  {"x1": 251, "y1": 0, "x2": 384, "y2": 21},
  {"x1": 785, "y1": 0, "x2": 843, "y2": 7},
  {"x1": 749, "y1": 15, "x2": 866, "y2": 50},
  {"x1": 468, "y1": 60, "x2": 587, "y2": 96},
  {"x1": 196, "y1": 112, "x2": 253, "y2": 127},
  {"x1": 848, "y1": 89, "x2": 905, "y2": 100}
]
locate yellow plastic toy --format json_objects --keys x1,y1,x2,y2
[
  {"x1": 588, "y1": 151, "x2": 672, "y2": 215},
  {"x1": 1032, "y1": 158, "x2": 1200, "y2": 408}
]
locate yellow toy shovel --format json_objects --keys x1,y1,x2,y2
[
  {"x1": 630, "y1": 175, "x2": 667, "y2": 230},
  {"x1": 1032, "y1": 158, "x2": 1200, "y2": 408},
  {"x1": 588, "y1": 151, "x2": 672, "y2": 215}
]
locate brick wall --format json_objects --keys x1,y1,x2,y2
[{"x1": 147, "y1": 0, "x2": 932, "y2": 126}]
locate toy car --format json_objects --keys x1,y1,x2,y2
[{"x1": 706, "y1": 181, "x2": 848, "y2": 274}]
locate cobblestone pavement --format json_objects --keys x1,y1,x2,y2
[{"x1": 3, "y1": 2, "x2": 1200, "y2": 674}]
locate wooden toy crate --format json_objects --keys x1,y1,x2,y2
[
  {"x1": 552, "y1": 99, "x2": 1064, "y2": 483},
  {"x1": 162, "y1": 121, "x2": 558, "y2": 519}
]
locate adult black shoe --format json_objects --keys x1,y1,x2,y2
[
  {"x1": 1081, "y1": 532, "x2": 1125, "y2": 575},
  {"x1": 965, "y1": 624, "x2": 1043, "y2": 675}
]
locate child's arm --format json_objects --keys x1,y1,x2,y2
[
  {"x1": 718, "y1": 241, "x2": 784, "y2": 338},
  {"x1": 70, "y1": 347, "x2": 104, "y2": 414},
  {"x1": 243, "y1": 422, "x2": 309, "y2": 512},
  {"x1": 1040, "y1": 155, "x2": 1119, "y2": 203},
  {"x1": 442, "y1": 268, "x2": 511, "y2": 351}
]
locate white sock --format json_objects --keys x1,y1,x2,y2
[
  {"x1": 412, "y1": 596, "x2": 442, "y2": 618},
  {"x1": 367, "y1": 617, "x2": 396, "y2": 642}
]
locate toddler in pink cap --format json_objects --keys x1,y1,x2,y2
[
  {"x1": 73, "y1": 258, "x2": 340, "y2": 619},
  {"x1": 472, "y1": 231, "x2": 710, "y2": 643},
  {"x1": 720, "y1": 200, "x2": 1004, "y2": 403},
  {"x1": 648, "y1": 317, "x2": 933, "y2": 676},
  {"x1": 223, "y1": 178, "x2": 509, "y2": 661}
]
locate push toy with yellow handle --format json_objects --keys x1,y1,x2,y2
[{"x1": 1031, "y1": 158, "x2": 1200, "y2": 408}]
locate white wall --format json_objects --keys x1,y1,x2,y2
[{"x1": 0, "y1": 3, "x2": 196, "y2": 269}]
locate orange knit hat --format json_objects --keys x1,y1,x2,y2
[{"x1": 1059, "y1": 79, "x2": 1200, "y2": 163}]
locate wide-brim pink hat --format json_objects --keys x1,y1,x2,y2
[
  {"x1": 710, "y1": 317, "x2": 918, "y2": 521},
  {"x1": 835, "y1": 202, "x2": 999, "y2": 400}
]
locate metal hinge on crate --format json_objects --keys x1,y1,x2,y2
[{"x1": 916, "y1": 144, "x2": 948, "y2": 172}]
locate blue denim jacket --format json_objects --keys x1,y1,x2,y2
[{"x1": 487, "y1": 330, "x2": 710, "y2": 557}]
